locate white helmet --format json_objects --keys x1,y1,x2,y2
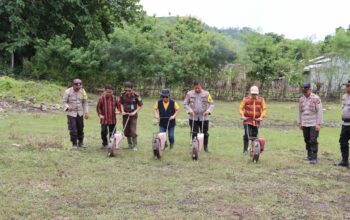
[{"x1": 250, "y1": 86, "x2": 259, "y2": 95}]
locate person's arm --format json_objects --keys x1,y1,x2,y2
[
  {"x1": 239, "y1": 99, "x2": 247, "y2": 119},
  {"x1": 259, "y1": 98, "x2": 267, "y2": 119},
  {"x1": 297, "y1": 99, "x2": 302, "y2": 129},
  {"x1": 153, "y1": 101, "x2": 159, "y2": 119},
  {"x1": 130, "y1": 95, "x2": 143, "y2": 116},
  {"x1": 96, "y1": 97, "x2": 104, "y2": 119},
  {"x1": 120, "y1": 96, "x2": 127, "y2": 115},
  {"x1": 204, "y1": 93, "x2": 214, "y2": 116},
  {"x1": 170, "y1": 102, "x2": 181, "y2": 120},
  {"x1": 82, "y1": 89, "x2": 89, "y2": 119},
  {"x1": 63, "y1": 90, "x2": 70, "y2": 112},
  {"x1": 315, "y1": 97, "x2": 323, "y2": 131},
  {"x1": 183, "y1": 92, "x2": 193, "y2": 115}
]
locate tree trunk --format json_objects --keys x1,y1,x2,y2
[{"x1": 11, "y1": 53, "x2": 14, "y2": 69}]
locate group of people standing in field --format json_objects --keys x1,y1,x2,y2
[{"x1": 62, "y1": 78, "x2": 350, "y2": 168}]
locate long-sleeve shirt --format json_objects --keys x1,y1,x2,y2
[
  {"x1": 63, "y1": 87, "x2": 88, "y2": 117},
  {"x1": 298, "y1": 93, "x2": 323, "y2": 127},
  {"x1": 341, "y1": 93, "x2": 350, "y2": 126},
  {"x1": 183, "y1": 89, "x2": 214, "y2": 121},
  {"x1": 96, "y1": 95, "x2": 121, "y2": 125}
]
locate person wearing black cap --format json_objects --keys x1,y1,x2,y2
[
  {"x1": 184, "y1": 80, "x2": 214, "y2": 153},
  {"x1": 153, "y1": 89, "x2": 180, "y2": 149},
  {"x1": 337, "y1": 80, "x2": 350, "y2": 168},
  {"x1": 63, "y1": 79, "x2": 89, "y2": 149},
  {"x1": 297, "y1": 82, "x2": 323, "y2": 164}
]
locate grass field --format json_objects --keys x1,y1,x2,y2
[{"x1": 0, "y1": 99, "x2": 349, "y2": 219}]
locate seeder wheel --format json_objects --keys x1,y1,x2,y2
[{"x1": 192, "y1": 147, "x2": 198, "y2": 160}]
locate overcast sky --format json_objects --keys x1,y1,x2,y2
[{"x1": 140, "y1": 0, "x2": 350, "y2": 41}]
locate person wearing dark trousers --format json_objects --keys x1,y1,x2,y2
[
  {"x1": 297, "y1": 82, "x2": 323, "y2": 164},
  {"x1": 243, "y1": 124, "x2": 259, "y2": 144},
  {"x1": 154, "y1": 89, "x2": 180, "y2": 149},
  {"x1": 189, "y1": 120, "x2": 209, "y2": 147},
  {"x1": 337, "y1": 80, "x2": 350, "y2": 168},
  {"x1": 239, "y1": 85, "x2": 267, "y2": 155},
  {"x1": 96, "y1": 84, "x2": 121, "y2": 149},
  {"x1": 63, "y1": 79, "x2": 89, "y2": 149},
  {"x1": 184, "y1": 80, "x2": 214, "y2": 153}
]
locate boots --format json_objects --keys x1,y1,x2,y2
[
  {"x1": 127, "y1": 137, "x2": 132, "y2": 149},
  {"x1": 336, "y1": 159, "x2": 349, "y2": 167},
  {"x1": 204, "y1": 145, "x2": 209, "y2": 153},
  {"x1": 132, "y1": 136, "x2": 138, "y2": 151},
  {"x1": 305, "y1": 150, "x2": 312, "y2": 161},
  {"x1": 309, "y1": 153, "x2": 317, "y2": 164},
  {"x1": 243, "y1": 138, "x2": 248, "y2": 155}
]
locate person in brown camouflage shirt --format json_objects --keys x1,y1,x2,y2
[{"x1": 120, "y1": 82, "x2": 143, "y2": 151}]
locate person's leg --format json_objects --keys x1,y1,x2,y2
[
  {"x1": 243, "y1": 123, "x2": 249, "y2": 153},
  {"x1": 123, "y1": 115, "x2": 132, "y2": 148},
  {"x1": 338, "y1": 125, "x2": 350, "y2": 166},
  {"x1": 251, "y1": 125, "x2": 258, "y2": 138},
  {"x1": 168, "y1": 126, "x2": 175, "y2": 149},
  {"x1": 129, "y1": 116, "x2": 138, "y2": 149},
  {"x1": 202, "y1": 120, "x2": 209, "y2": 152},
  {"x1": 108, "y1": 124, "x2": 116, "y2": 138},
  {"x1": 68, "y1": 116, "x2": 78, "y2": 147},
  {"x1": 302, "y1": 127, "x2": 311, "y2": 159},
  {"x1": 309, "y1": 126, "x2": 319, "y2": 163},
  {"x1": 189, "y1": 119, "x2": 199, "y2": 140},
  {"x1": 101, "y1": 124, "x2": 108, "y2": 146},
  {"x1": 76, "y1": 115, "x2": 85, "y2": 147}
]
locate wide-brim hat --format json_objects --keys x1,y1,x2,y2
[{"x1": 160, "y1": 89, "x2": 170, "y2": 97}]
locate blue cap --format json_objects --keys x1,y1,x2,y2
[{"x1": 302, "y1": 82, "x2": 311, "y2": 89}]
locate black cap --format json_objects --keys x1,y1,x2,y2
[
  {"x1": 160, "y1": 89, "x2": 170, "y2": 97},
  {"x1": 302, "y1": 82, "x2": 311, "y2": 89}
]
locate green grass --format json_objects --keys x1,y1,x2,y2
[
  {"x1": 0, "y1": 76, "x2": 65, "y2": 104},
  {"x1": 0, "y1": 99, "x2": 349, "y2": 219}
]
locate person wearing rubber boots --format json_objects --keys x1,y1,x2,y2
[
  {"x1": 337, "y1": 80, "x2": 350, "y2": 168},
  {"x1": 298, "y1": 82, "x2": 323, "y2": 164},
  {"x1": 120, "y1": 82, "x2": 143, "y2": 151},
  {"x1": 184, "y1": 80, "x2": 214, "y2": 153},
  {"x1": 63, "y1": 79, "x2": 89, "y2": 149},
  {"x1": 96, "y1": 84, "x2": 121, "y2": 149},
  {"x1": 153, "y1": 89, "x2": 180, "y2": 150},
  {"x1": 239, "y1": 85, "x2": 267, "y2": 155}
]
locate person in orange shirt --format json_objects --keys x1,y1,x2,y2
[{"x1": 239, "y1": 86, "x2": 267, "y2": 155}]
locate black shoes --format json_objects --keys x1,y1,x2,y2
[{"x1": 336, "y1": 160, "x2": 349, "y2": 168}]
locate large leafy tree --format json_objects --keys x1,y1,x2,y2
[{"x1": 0, "y1": 0, "x2": 144, "y2": 70}]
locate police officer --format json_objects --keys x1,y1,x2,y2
[
  {"x1": 337, "y1": 80, "x2": 350, "y2": 168},
  {"x1": 297, "y1": 82, "x2": 323, "y2": 164},
  {"x1": 120, "y1": 82, "x2": 143, "y2": 151},
  {"x1": 184, "y1": 80, "x2": 214, "y2": 152},
  {"x1": 63, "y1": 79, "x2": 89, "y2": 149}
]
